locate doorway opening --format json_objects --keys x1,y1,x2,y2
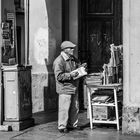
[{"x1": 78, "y1": 0, "x2": 123, "y2": 127}]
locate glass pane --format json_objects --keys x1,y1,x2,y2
[
  {"x1": 1, "y1": 0, "x2": 17, "y2": 65},
  {"x1": 88, "y1": 0, "x2": 113, "y2": 14},
  {"x1": 87, "y1": 20, "x2": 113, "y2": 73}
]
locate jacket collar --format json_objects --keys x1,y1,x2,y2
[{"x1": 61, "y1": 51, "x2": 71, "y2": 61}]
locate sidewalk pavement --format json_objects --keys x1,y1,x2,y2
[{"x1": 0, "y1": 110, "x2": 140, "y2": 140}]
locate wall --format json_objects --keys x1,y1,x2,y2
[
  {"x1": 29, "y1": 0, "x2": 61, "y2": 113},
  {"x1": 69, "y1": 0, "x2": 78, "y2": 56},
  {"x1": 122, "y1": 0, "x2": 140, "y2": 135}
]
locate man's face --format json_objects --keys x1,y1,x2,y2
[{"x1": 64, "y1": 47, "x2": 75, "y2": 56}]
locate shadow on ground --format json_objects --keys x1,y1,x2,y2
[{"x1": 33, "y1": 109, "x2": 58, "y2": 125}]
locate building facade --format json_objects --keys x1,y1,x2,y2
[{"x1": 0, "y1": 0, "x2": 140, "y2": 134}]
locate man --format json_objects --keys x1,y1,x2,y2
[{"x1": 53, "y1": 41, "x2": 84, "y2": 133}]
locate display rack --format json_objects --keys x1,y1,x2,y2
[{"x1": 86, "y1": 83, "x2": 123, "y2": 130}]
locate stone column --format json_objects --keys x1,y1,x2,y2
[{"x1": 122, "y1": 0, "x2": 140, "y2": 135}]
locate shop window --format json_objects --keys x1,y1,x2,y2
[{"x1": 1, "y1": 0, "x2": 29, "y2": 66}]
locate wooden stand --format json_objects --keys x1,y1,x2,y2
[{"x1": 86, "y1": 83, "x2": 122, "y2": 130}]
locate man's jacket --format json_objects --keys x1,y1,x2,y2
[{"x1": 53, "y1": 52, "x2": 80, "y2": 94}]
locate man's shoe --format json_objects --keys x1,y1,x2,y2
[
  {"x1": 59, "y1": 128, "x2": 69, "y2": 133},
  {"x1": 74, "y1": 126, "x2": 83, "y2": 130},
  {"x1": 68, "y1": 126, "x2": 83, "y2": 131}
]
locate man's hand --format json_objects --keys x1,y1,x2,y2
[
  {"x1": 70, "y1": 71, "x2": 79, "y2": 78},
  {"x1": 79, "y1": 63, "x2": 88, "y2": 72},
  {"x1": 81, "y1": 63, "x2": 87, "y2": 68}
]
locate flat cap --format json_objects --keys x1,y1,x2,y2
[{"x1": 61, "y1": 41, "x2": 76, "y2": 50}]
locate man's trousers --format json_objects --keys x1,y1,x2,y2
[{"x1": 58, "y1": 93, "x2": 79, "y2": 130}]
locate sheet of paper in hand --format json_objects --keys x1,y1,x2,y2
[{"x1": 71, "y1": 66, "x2": 87, "y2": 80}]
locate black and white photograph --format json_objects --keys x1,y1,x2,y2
[{"x1": 0, "y1": 0, "x2": 140, "y2": 140}]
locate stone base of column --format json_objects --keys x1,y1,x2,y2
[
  {"x1": 122, "y1": 106, "x2": 140, "y2": 135},
  {"x1": 3, "y1": 118, "x2": 34, "y2": 131}
]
